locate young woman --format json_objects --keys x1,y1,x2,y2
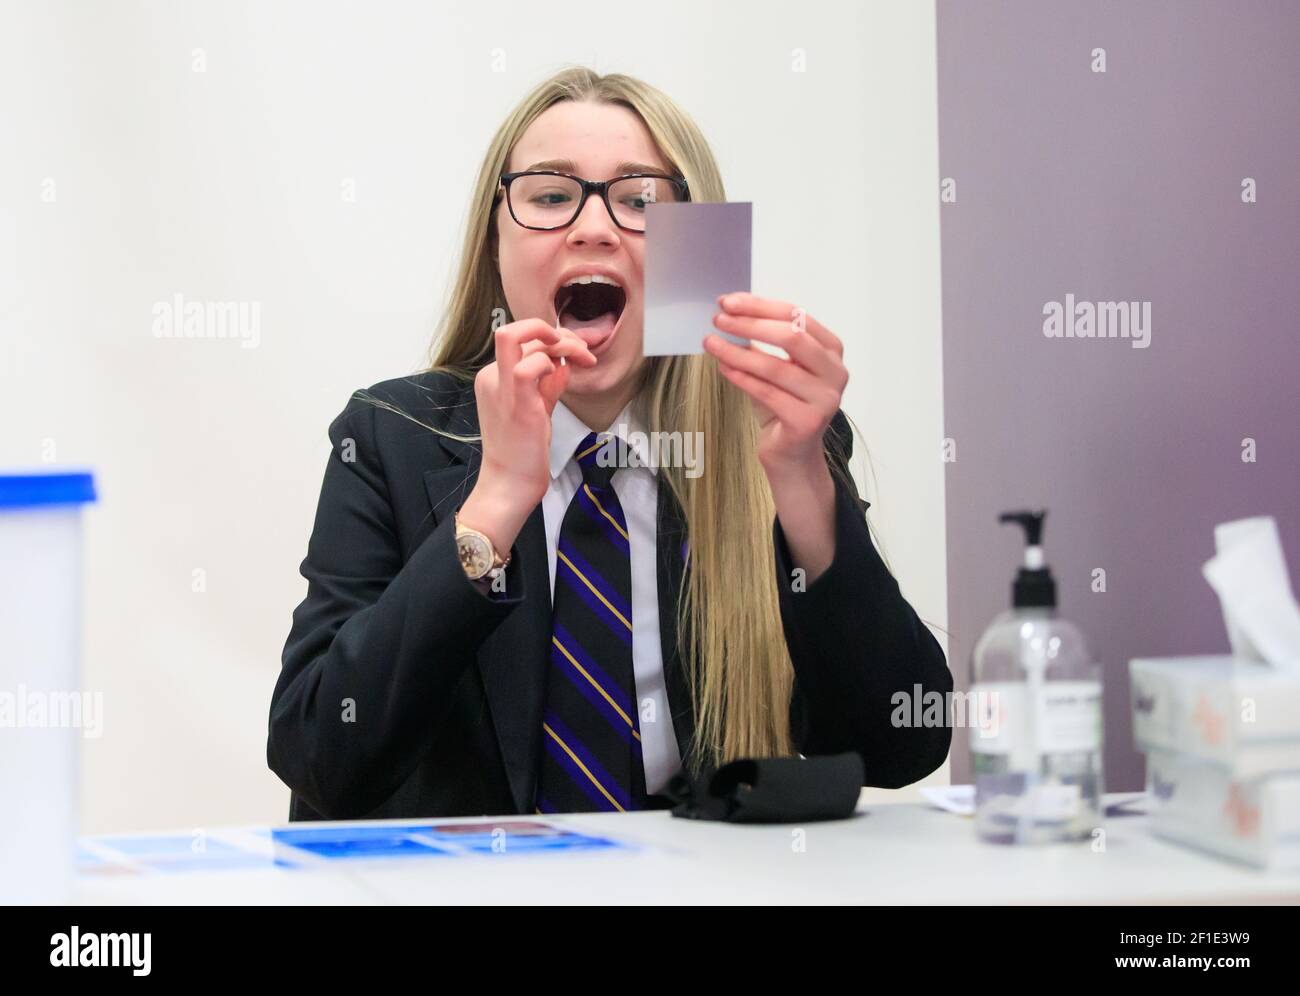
[{"x1": 268, "y1": 67, "x2": 952, "y2": 821}]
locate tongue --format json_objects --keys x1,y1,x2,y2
[{"x1": 560, "y1": 308, "x2": 618, "y2": 347}]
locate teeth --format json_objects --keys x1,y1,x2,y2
[{"x1": 562, "y1": 274, "x2": 622, "y2": 289}]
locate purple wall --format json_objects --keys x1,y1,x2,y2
[{"x1": 936, "y1": 0, "x2": 1300, "y2": 788}]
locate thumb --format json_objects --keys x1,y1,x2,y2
[{"x1": 539, "y1": 355, "x2": 571, "y2": 412}]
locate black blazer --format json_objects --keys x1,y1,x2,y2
[{"x1": 268, "y1": 371, "x2": 953, "y2": 821}]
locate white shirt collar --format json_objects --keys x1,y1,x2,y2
[{"x1": 549, "y1": 399, "x2": 657, "y2": 480}]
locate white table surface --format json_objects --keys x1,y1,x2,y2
[{"x1": 76, "y1": 792, "x2": 1300, "y2": 905}]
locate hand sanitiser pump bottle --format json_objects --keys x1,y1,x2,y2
[{"x1": 970, "y1": 510, "x2": 1104, "y2": 844}]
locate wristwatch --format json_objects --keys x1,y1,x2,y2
[{"x1": 455, "y1": 513, "x2": 511, "y2": 586}]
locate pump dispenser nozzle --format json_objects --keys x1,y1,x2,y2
[
  {"x1": 999, "y1": 510, "x2": 1044, "y2": 546},
  {"x1": 998, "y1": 509, "x2": 1056, "y2": 608}
]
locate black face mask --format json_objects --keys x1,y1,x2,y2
[{"x1": 662, "y1": 752, "x2": 864, "y2": 823}]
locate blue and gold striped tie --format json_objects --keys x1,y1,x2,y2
[{"x1": 535, "y1": 431, "x2": 646, "y2": 813}]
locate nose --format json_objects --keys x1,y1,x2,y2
[{"x1": 566, "y1": 187, "x2": 620, "y2": 248}]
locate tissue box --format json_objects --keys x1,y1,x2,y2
[
  {"x1": 1145, "y1": 748, "x2": 1300, "y2": 870},
  {"x1": 1130, "y1": 655, "x2": 1300, "y2": 777}
]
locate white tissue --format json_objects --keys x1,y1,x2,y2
[{"x1": 1202, "y1": 516, "x2": 1300, "y2": 672}]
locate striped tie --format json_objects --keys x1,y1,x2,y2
[{"x1": 535, "y1": 431, "x2": 645, "y2": 813}]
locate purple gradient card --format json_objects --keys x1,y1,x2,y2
[{"x1": 643, "y1": 201, "x2": 751, "y2": 355}]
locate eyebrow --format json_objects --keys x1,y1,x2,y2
[{"x1": 521, "y1": 158, "x2": 670, "y2": 176}]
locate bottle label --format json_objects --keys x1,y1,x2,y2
[
  {"x1": 969, "y1": 681, "x2": 1101, "y2": 766},
  {"x1": 1036, "y1": 681, "x2": 1103, "y2": 753}
]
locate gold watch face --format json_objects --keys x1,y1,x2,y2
[{"x1": 457, "y1": 532, "x2": 493, "y2": 579}]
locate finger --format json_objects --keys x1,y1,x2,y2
[
  {"x1": 496, "y1": 319, "x2": 561, "y2": 375},
  {"x1": 522, "y1": 330, "x2": 597, "y2": 366},
  {"x1": 718, "y1": 293, "x2": 843, "y2": 356},
  {"x1": 712, "y1": 312, "x2": 843, "y2": 382},
  {"x1": 514, "y1": 349, "x2": 558, "y2": 381},
  {"x1": 538, "y1": 352, "x2": 572, "y2": 410},
  {"x1": 704, "y1": 333, "x2": 833, "y2": 406},
  {"x1": 718, "y1": 363, "x2": 806, "y2": 427}
]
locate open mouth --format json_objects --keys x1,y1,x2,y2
[{"x1": 554, "y1": 279, "x2": 627, "y2": 353}]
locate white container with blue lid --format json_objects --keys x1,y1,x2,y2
[{"x1": 0, "y1": 471, "x2": 97, "y2": 904}]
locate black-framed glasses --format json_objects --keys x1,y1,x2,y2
[{"x1": 496, "y1": 170, "x2": 690, "y2": 233}]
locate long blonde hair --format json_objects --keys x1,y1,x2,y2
[{"x1": 420, "y1": 67, "x2": 854, "y2": 775}]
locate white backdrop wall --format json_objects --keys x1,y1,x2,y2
[{"x1": 1, "y1": 0, "x2": 947, "y2": 832}]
